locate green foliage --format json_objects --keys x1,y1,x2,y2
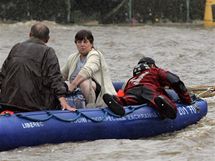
[{"x1": 0, "y1": 0, "x2": 206, "y2": 24}]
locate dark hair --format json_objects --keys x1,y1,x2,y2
[
  {"x1": 30, "y1": 23, "x2": 50, "y2": 40},
  {"x1": 138, "y1": 57, "x2": 155, "y2": 65},
  {"x1": 75, "y1": 30, "x2": 94, "y2": 44}
]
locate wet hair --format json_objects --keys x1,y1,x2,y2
[
  {"x1": 30, "y1": 23, "x2": 50, "y2": 40},
  {"x1": 138, "y1": 57, "x2": 156, "y2": 66},
  {"x1": 74, "y1": 30, "x2": 94, "y2": 44}
]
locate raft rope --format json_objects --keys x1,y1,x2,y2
[
  {"x1": 197, "y1": 87, "x2": 214, "y2": 98},
  {"x1": 14, "y1": 105, "x2": 144, "y2": 123},
  {"x1": 1, "y1": 96, "x2": 200, "y2": 122}
]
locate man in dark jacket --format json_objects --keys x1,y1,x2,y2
[
  {"x1": 0, "y1": 23, "x2": 76, "y2": 112},
  {"x1": 103, "y1": 57, "x2": 192, "y2": 119}
]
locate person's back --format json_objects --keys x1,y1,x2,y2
[
  {"x1": 124, "y1": 67, "x2": 166, "y2": 93},
  {"x1": 0, "y1": 23, "x2": 75, "y2": 112},
  {"x1": 1, "y1": 38, "x2": 53, "y2": 111}
]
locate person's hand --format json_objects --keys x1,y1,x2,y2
[
  {"x1": 58, "y1": 96, "x2": 76, "y2": 112},
  {"x1": 62, "y1": 103, "x2": 76, "y2": 111},
  {"x1": 68, "y1": 83, "x2": 76, "y2": 92}
]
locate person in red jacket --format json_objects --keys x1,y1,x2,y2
[{"x1": 103, "y1": 57, "x2": 192, "y2": 119}]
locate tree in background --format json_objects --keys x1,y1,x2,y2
[{"x1": 0, "y1": 0, "x2": 206, "y2": 24}]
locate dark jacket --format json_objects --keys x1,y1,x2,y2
[{"x1": 0, "y1": 38, "x2": 67, "y2": 112}]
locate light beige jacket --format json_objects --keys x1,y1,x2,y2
[{"x1": 61, "y1": 48, "x2": 116, "y2": 107}]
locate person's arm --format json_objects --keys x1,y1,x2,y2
[
  {"x1": 61, "y1": 54, "x2": 74, "y2": 80},
  {"x1": 0, "y1": 67, "x2": 4, "y2": 90},
  {"x1": 68, "y1": 74, "x2": 86, "y2": 92},
  {"x1": 159, "y1": 69, "x2": 192, "y2": 104},
  {"x1": 68, "y1": 51, "x2": 100, "y2": 92},
  {"x1": 78, "y1": 52, "x2": 100, "y2": 78},
  {"x1": 42, "y1": 47, "x2": 77, "y2": 110},
  {"x1": 0, "y1": 43, "x2": 20, "y2": 91}
]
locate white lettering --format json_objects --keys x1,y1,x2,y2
[
  {"x1": 129, "y1": 72, "x2": 149, "y2": 85},
  {"x1": 178, "y1": 106, "x2": 189, "y2": 116},
  {"x1": 74, "y1": 117, "x2": 88, "y2": 123},
  {"x1": 187, "y1": 105, "x2": 197, "y2": 114},
  {"x1": 22, "y1": 122, "x2": 44, "y2": 129}
]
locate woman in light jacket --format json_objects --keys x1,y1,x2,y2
[{"x1": 61, "y1": 30, "x2": 116, "y2": 107}]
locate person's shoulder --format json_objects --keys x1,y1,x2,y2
[
  {"x1": 64, "y1": 52, "x2": 79, "y2": 62},
  {"x1": 11, "y1": 42, "x2": 21, "y2": 49},
  {"x1": 149, "y1": 67, "x2": 164, "y2": 73},
  {"x1": 153, "y1": 67, "x2": 166, "y2": 71},
  {"x1": 9, "y1": 42, "x2": 22, "y2": 53},
  {"x1": 153, "y1": 67, "x2": 169, "y2": 76},
  {"x1": 89, "y1": 49, "x2": 104, "y2": 59},
  {"x1": 47, "y1": 46, "x2": 55, "y2": 51},
  {"x1": 90, "y1": 48, "x2": 102, "y2": 54},
  {"x1": 68, "y1": 52, "x2": 79, "y2": 58},
  {"x1": 43, "y1": 47, "x2": 56, "y2": 58}
]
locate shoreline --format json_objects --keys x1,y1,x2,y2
[{"x1": 0, "y1": 19, "x2": 205, "y2": 27}]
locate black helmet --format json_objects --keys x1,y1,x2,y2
[
  {"x1": 133, "y1": 57, "x2": 156, "y2": 76},
  {"x1": 138, "y1": 57, "x2": 155, "y2": 65}
]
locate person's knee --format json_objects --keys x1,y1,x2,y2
[
  {"x1": 79, "y1": 79, "x2": 96, "y2": 104},
  {"x1": 79, "y1": 79, "x2": 96, "y2": 94}
]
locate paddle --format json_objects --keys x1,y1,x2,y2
[{"x1": 187, "y1": 85, "x2": 215, "y2": 98}]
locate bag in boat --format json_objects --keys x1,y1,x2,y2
[{"x1": 66, "y1": 88, "x2": 86, "y2": 108}]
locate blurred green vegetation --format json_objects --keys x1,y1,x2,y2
[{"x1": 0, "y1": 0, "x2": 206, "y2": 24}]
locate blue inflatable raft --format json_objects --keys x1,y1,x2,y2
[{"x1": 0, "y1": 82, "x2": 208, "y2": 151}]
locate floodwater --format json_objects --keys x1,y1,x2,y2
[{"x1": 0, "y1": 21, "x2": 215, "y2": 161}]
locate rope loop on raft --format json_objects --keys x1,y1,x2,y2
[
  {"x1": 14, "y1": 106, "x2": 143, "y2": 123},
  {"x1": 15, "y1": 111, "x2": 53, "y2": 122},
  {"x1": 197, "y1": 87, "x2": 214, "y2": 98}
]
